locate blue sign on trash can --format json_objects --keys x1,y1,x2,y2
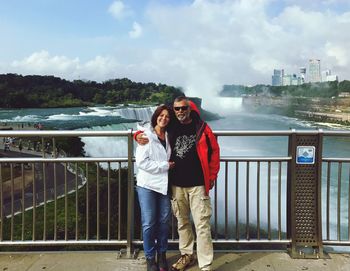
[{"x1": 296, "y1": 146, "x2": 315, "y2": 164}]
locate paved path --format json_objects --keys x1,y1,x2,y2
[
  {"x1": 0, "y1": 149, "x2": 83, "y2": 217},
  {"x1": 0, "y1": 251, "x2": 349, "y2": 271}
]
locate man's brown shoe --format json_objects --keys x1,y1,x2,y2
[{"x1": 171, "y1": 254, "x2": 196, "y2": 271}]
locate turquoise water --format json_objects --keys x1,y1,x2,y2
[{"x1": 0, "y1": 105, "x2": 155, "y2": 130}]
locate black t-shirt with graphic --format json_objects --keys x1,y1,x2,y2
[{"x1": 169, "y1": 121, "x2": 204, "y2": 187}]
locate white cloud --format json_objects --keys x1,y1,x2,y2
[
  {"x1": 10, "y1": 50, "x2": 123, "y2": 82},
  {"x1": 325, "y1": 42, "x2": 348, "y2": 66},
  {"x1": 82, "y1": 55, "x2": 121, "y2": 80},
  {"x1": 108, "y1": 0, "x2": 130, "y2": 20},
  {"x1": 129, "y1": 22, "x2": 142, "y2": 39},
  {"x1": 3, "y1": 0, "x2": 350, "y2": 103},
  {"x1": 11, "y1": 50, "x2": 80, "y2": 75}
]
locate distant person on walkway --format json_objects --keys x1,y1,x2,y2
[
  {"x1": 4, "y1": 142, "x2": 10, "y2": 152},
  {"x1": 135, "y1": 104, "x2": 175, "y2": 271},
  {"x1": 4, "y1": 137, "x2": 11, "y2": 152},
  {"x1": 18, "y1": 139, "x2": 23, "y2": 152},
  {"x1": 135, "y1": 96, "x2": 220, "y2": 271}
]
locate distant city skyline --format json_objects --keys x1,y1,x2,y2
[
  {"x1": 0, "y1": 0, "x2": 350, "y2": 98},
  {"x1": 271, "y1": 59, "x2": 339, "y2": 86}
]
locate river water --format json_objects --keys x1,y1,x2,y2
[{"x1": 1, "y1": 97, "x2": 350, "y2": 240}]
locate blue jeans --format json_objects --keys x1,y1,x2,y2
[{"x1": 136, "y1": 186, "x2": 171, "y2": 260}]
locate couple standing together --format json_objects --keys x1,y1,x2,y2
[{"x1": 135, "y1": 96, "x2": 220, "y2": 271}]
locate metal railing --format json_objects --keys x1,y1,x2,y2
[
  {"x1": 322, "y1": 157, "x2": 350, "y2": 246},
  {"x1": 0, "y1": 130, "x2": 349, "y2": 258}
]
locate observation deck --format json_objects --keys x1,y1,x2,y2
[{"x1": 1, "y1": 129, "x2": 350, "y2": 270}]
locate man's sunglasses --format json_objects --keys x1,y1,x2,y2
[{"x1": 173, "y1": 106, "x2": 189, "y2": 111}]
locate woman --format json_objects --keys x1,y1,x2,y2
[{"x1": 136, "y1": 105, "x2": 175, "y2": 271}]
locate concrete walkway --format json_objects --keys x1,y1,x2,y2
[{"x1": 0, "y1": 251, "x2": 350, "y2": 271}]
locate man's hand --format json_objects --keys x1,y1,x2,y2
[
  {"x1": 136, "y1": 132, "x2": 149, "y2": 145},
  {"x1": 209, "y1": 180, "x2": 215, "y2": 189}
]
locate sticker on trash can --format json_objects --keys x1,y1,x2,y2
[{"x1": 296, "y1": 146, "x2": 315, "y2": 164}]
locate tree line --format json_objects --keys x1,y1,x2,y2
[{"x1": 0, "y1": 73, "x2": 184, "y2": 108}]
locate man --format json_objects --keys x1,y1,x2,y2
[{"x1": 136, "y1": 96, "x2": 220, "y2": 271}]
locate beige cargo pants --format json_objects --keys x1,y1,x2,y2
[{"x1": 171, "y1": 185, "x2": 213, "y2": 270}]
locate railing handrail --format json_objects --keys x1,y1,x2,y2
[
  {"x1": 215, "y1": 129, "x2": 350, "y2": 136},
  {"x1": 0, "y1": 157, "x2": 129, "y2": 163},
  {"x1": 322, "y1": 157, "x2": 350, "y2": 162},
  {"x1": 0, "y1": 157, "x2": 291, "y2": 163},
  {"x1": 1, "y1": 129, "x2": 350, "y2": 137},
  {"x1": 0, "y1": 130, "x2": 133, "y2": 137}
]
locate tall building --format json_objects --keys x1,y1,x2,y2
[
  {"x1": 308, "y1": 59, "x2": 321, "y2": 83},
  {"x1": 322, "y1": 69, "x2": 338, "y2": 82},
  {"x1": 299, "y1": 67, "x2": 306, "y2": 84},
  {"x1": 282, "y1": 74, "x2": 292, "y2": 86},
  {"x1": 326, "y1": 74, "x2": 338, "y2": 81},
  {"x1": 321, "y1": 70, "x2": 330, "y2": 82},
  {"x1": 272, "y1": 69, "x2": 284, "y2": 86},
  {"x1": 291, "y1": 74, "x2": 300, "y2": 85}
]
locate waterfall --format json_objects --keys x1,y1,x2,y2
[{"x1": 113, "y1": 106, "x2": 157, "y2": 121}]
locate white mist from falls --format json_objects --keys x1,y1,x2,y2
[{"x1": 203, "y1": 97, "x2": 244, "y2": 116}]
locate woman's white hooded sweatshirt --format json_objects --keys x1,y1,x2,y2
[{"x1": 135, "y1": 128, "x2": 171, "y2": 195}]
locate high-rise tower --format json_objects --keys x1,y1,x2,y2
[
  {"x1": 272, "y1": 69, "x2": 284, "y2": 86},
  {"x1": 308, "y1": 59, "x2": 321, "y2": 83},
  {"x1": 299, "y1": 67, "x2": 306, "y2": 84}
]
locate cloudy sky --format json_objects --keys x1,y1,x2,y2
[{"x1": 1, "y1": 0, "x2": 350, "y2": 97}]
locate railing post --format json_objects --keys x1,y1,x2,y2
[
  {"x1": 126, "y1": 129, "x2": 135, "y2": 257},
  {"x1": 288, "y1": 130, "x2": 326, "y2": 258},
  {"x1": 287, "y1": 129, "x2": 296, "y2": 249}
]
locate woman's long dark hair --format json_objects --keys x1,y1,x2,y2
[{"x1": 151, "y1": 104, "x2": 172, "y2": 128}]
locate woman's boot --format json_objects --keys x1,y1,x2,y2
[
  {"x1": 158, "y1": 252, "x2": 168, "y2": 271},
  {"x1": 146, "y1": 257, "x2": 158, "y2": 271}
]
